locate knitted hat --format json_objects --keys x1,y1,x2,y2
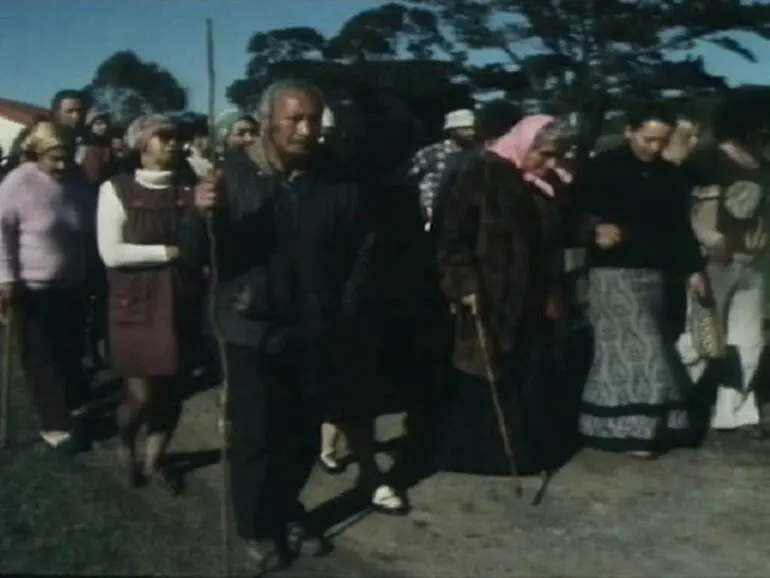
[
  {"x1": 215, "y1": 109, "x2": 255, "y2": 144},
  {"x1": 124, "y1": 113, "x2": 174, "y2": 151}
]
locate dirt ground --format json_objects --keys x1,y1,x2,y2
[{"x1": 3, "y1": 358, "x2": 770, "y2": 577}]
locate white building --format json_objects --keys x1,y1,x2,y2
[{"x1": 0, "y1": 98, "x2": 47, "y2": 159}]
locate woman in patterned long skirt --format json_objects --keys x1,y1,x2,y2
[{"x1": 574, "y1": 104, "x2": 707, "y2": 458}]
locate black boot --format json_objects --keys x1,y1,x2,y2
[{"x1": 286, "y1": 521, "x2": 330, "y2": 557}]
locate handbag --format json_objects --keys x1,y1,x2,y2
[{"x1": 687, "y1": 293, "x2": 728, "y2": 360}]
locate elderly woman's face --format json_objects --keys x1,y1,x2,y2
[
  {"x1": 227, "y1": 119, "x2": 257, "y2": 150},
  {"x1": 38, "y1": 147, "x2": 71, "y2": 180},
  {"x1": 144, "y1": 126, "x2": 179, "y2": 168},
  {"x1": 520, "y1": 143, "x2": 560, "y2": 177}
]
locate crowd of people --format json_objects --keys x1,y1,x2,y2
[{"x1": 0, "y1": 80, "x2": 769, "y2": 572}]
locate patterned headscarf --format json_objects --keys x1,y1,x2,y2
[
  {"x1": 487, "y1": 114, "x2": 556, "y2": 197},
  {"x1": 125, "y1": 113, "x2": 174, "y2": 151}
]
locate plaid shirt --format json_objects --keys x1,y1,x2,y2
[{"x1": 409, "y1": 139, "x2": 461, "y2": 222}]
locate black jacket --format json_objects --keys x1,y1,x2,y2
[{"x1": 179, "y1": 150, "x2": 375, "y2": 351}]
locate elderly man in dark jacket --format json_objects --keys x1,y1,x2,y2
[{"x1": 181, "y1": 79, "x2": 375, "y2": 571}]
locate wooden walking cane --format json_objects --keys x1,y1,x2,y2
[
  {"x1": 0, "y1": 306, "x2": 15, "y2": 449},
  {"x1": 469, "y1": 303, "x2": 523, "y2": 498},
  {"x1": 205, "y1": 18, "x2": 233, "y2": 578}
]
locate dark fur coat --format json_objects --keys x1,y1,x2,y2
[{"x1": 435, "y1": 151, "x2": 565, "y2": 377}]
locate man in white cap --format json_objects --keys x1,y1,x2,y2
[{"x1": 409, "y1": 108, "x2": 476, "y2": 230}]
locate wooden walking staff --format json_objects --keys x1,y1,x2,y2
[
  {"x1": 469, "y1": 303, "x2": 523, "y2": 498},
  {"x1": 0, "y1": 306, "x2": 15, "y2": 449},
  {"x1": 205, "y1": 18, "x2": 233, "y2": 578}
]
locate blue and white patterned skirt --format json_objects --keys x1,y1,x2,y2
[{"x1": 579, "y1": 268, "x2": 693, "y2": 452}]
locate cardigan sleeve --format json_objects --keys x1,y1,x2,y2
[
  {"x1": 96, "y1": 181, "x2": 170, "y2": 268},
  {"x1": 0, "y1": 169, "x2": 21, "y2": 284}
]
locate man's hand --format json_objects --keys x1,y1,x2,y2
[
  {"x1": 595, "y1": 224, "x2": 622, "y2": 249},
  {"x1": 165, "y1": 246, "x2": 180, "y2": 260},
  {"x1": 194, "y1": 172, "x2": 219, "y2": 212},
  {"x1": 461, "y1": 293, "x2": 479, "y2": 315}
]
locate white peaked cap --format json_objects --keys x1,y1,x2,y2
[
  {"x1": 322, "y1": 107, "x2": 335, "y2": 129},
  {"x1": 443, "y1": 109, "x2": 475, "y2": 131}
]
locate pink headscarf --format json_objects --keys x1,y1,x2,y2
[{"x1": 487, "y1": 114, "x2": 556, "y2": 197}]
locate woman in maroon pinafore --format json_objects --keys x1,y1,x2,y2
[{"x1": 96, "y1": 114, "x2": 203, "y2": 491}]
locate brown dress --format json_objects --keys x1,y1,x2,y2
[{"x1": 107, "y1": 174, "x2": 203, "y2": 378}]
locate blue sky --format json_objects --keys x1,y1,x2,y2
[{"x1": 0, "y1": 0, "x2": 768, "y2": 114}]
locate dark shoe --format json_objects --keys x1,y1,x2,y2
[
  {"x1": 118, "y1": 453, "x2": 144, "y2": 488},
  {"x1": 741, "y1": 424, "x2": 770, "y2": 440},
  {"x1": 286, "y1": 522, "x2": 331, "y2": 557},
  {"x1": 243, "y1": 538, "x2": 292, "y2": 572},
  {"x1": 144, "y1": 466, "x2": 184, "y2": 496},
  {"x1": 318, "y1": 452, "x2": 346, "y2": 475}
]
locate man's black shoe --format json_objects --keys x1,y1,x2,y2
[
  {"x1": 286, "y1": 522, "x2": 331, "y2": 557},
  {"x1": 243, "y1": 538, "x2": 292, "y2": 572}
]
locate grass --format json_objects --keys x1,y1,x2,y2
[{"x1": 0, "y1": 373, "x2": 227, "y2": 577}]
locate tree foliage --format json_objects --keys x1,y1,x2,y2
[
  {"x1": 227, "y1": 0, "x2": 770, "y2": 157},
  {"x1": 406, "y1": 0, "x2": 770, "y2": 147},
  {"x1": 84, "y1": 51, "x2": 188, "y2": 125},
  {"x1": 227, "y1": 3, "x2": 478, "y2": 167}
]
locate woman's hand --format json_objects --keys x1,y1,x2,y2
[
  {"x1": 232, "y1": 285, "x2": 253, "y2": 313},
  {"x1": 707, "y1": 237, "x2": 731, "y2": 264},
  {"x1": 745, "y1": 221, "x2": 767, "y2": 255},
  {"x1": 0, "y1": 283, "x2": 15, "y2": 326},
  {"x1": 545, "y1": 295, "x2": 563, "y2": 319},
  {"x1": 687, "y1": 272, "x2": 708, "y2": 299},
  {"x1": 595, "y1": 223, "x2": 622, "y2": 249}
]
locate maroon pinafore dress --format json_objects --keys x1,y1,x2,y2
[{"x1": 107, "y1": 174, "x2": 203, "y2": 378}]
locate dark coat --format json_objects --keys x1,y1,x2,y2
[
  {"x1": 178, "y1": 150, "x2": 374, "y2": 353},
  {"x1": 435, "y1": 151, "x2": 565, "y2": 377}
]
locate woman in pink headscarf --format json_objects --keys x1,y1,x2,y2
[{"x1": 432, "y1": 114, "x2": 577, "y2": 478}]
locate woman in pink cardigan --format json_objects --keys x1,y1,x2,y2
[{"x1": 0, "y1": 121, "x2": 93, "y2": 453}]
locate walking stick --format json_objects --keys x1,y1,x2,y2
[
  {"x1": 470, "y1": 305, "x2": 523, "y2": 498},
  {"x1": 0, "y1": 306, "x2": 14, "y2": 449},
  {"x1": 205, "y1": 18, "x2": 232, "y2": 578}
]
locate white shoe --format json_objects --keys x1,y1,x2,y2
[{"x1": 371, "y1": 485, "x2": 408, "y2": 515}]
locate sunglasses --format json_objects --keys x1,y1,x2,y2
[{"x1": 154, "y1": 128, "x2": 178, "y2": 142}]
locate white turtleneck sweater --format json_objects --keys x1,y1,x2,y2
[{"x1": 96, "y1": 169, "x2": 173, "y2": 268}]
